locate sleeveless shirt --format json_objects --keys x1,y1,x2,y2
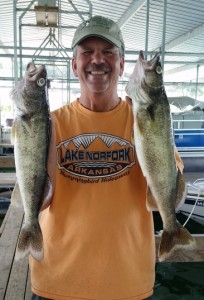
[{"x1": 30, "y1": 99, "x2": 158, "y2": 300}]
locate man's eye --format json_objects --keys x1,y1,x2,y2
[
  {"x1": 104, "y1": 50, "x2": 114, "y2": 56},
  {"x1": 83, "y1": 50, "x2": 92, "y2": 55}
]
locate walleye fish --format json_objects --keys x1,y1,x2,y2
[
  {"x1": 10, "y1": 63, "x2": 53, "y2": 261},
  {"x1": 125, "y1": 51, "x2": 196, "y2": 261}
]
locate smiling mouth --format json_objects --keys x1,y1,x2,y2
[{"x1": 87, "y1": 70, "x2": 109, "y2": 75}]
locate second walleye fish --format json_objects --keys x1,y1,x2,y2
[
  {"x1": 126, "y1": 51, "x2": 196, "y2": 261},
  {"x1": 11, "y1": 63, "x2": 54, "y2": 261}
]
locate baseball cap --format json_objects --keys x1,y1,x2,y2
[{"x1": 71, "y1": 15, "x2": 125, "y2": 50}]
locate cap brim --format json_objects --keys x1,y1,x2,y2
[{"x1": 72, "y1": 32, "x2": 121, "y2": 49}]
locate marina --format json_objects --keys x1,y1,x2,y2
[{"x1": 0, "y1": 1, "x2": 204, "y2": 299}]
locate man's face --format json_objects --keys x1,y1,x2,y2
[{"x1": 72, "y1": 37, "x2": 124, "y2": 95}]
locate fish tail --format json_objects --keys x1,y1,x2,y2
[
  {"x1": 15, "y1": 222, "x2": 43, "y2": 261},
  {"x1": 158, "y1": 224, "x2": 196, "y2": 262}
]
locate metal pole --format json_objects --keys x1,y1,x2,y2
[
  {"x1": 19, "y1": 0, "x2": 36, "y2": 78},
  {"x1": 13, "y1": 0, "x2": 18, "y2": 84},
  {"x1": 145, "y1": 0, "x2": 150, "y2": 60},
  {"x1": 161, "y1": 0, "x2": 167, "y2": 71},
  {"x1": 84, "y1": 0, "x2": 93, "y2": 17},
  {"x1": 67, "y1": 60, "x2": 70, "y2": 104},
  {"x1": 195, "y1": 64, "x2": 200, "y2": 100}
]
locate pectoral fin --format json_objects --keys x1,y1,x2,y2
[
  {"x1": 136, "y1": 114, "x2": 145, "y2": 137},
  {"x1": 146, "y1": 186, "x2": 158, "y2": 211}
]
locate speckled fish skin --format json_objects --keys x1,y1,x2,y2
[
  {"x1": 11, "y1": 63, "x2": 51, "y2": 261},
  {"x1": 126, "y1": 51, "x2": 196, "y2": 261}
]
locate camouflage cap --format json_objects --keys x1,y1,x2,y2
[{"x1": 71, "y1": 15, "x2": 125, "y2": 50}]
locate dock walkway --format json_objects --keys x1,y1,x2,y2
[
  {"x1": 0, "y1": 155, "x2": 16, "y2": 189},
  {"x1": 0, "y1": 204, "x2": 32, "y2": 300},
  {"x1": 0, "y1": 155, "x2": 16, "y2": 215}
]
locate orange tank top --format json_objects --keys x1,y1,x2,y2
[{"x1": 30, "y1": 99, "x2": 155, "y2": 300}]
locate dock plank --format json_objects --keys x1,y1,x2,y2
[
  {"x1": 0, "y1": 207, "x2": 10, "y2": 237},
  {"x1": 0, "y1": 173, "x2": 16, "y2": 188},
  {"x1": 4, "y1": 253, "x2": 29, "y2": 300},
  {"x1": 0, "y1": 204, "x2": 24, "y2": 299},
  {"x1": 25, "y1": 270, "x2": 32, "y2": 300},
  {"x1": 0, "y1": 156, "x2": 15, "y2": 168}
]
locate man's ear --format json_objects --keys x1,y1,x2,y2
[
  {"x1": 72, "y1": 58, "x2": 78, "y2": 77},
  {"x1": 119, "y1": 56, "x2": 125, "y2": 77}
]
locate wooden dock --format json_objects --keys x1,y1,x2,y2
[
  {"x1": 0, "y1": 171, "x2": 204, "y2": 299},
  {"x1": 0, "y1": 155, "x2": 16, "y2": 214},
  {"x1": 0, "y1": 156, "x2": 15, "y2": 169},
  {"x1": 0, "y1": 204, "x2": 32, "y2": 300},
  {"x1": 0, "y1": 154, "x2": 29, "y2": 299},
  {"x1": 0, "y1": 156, "x2": 16, "y2": 189},
  {"x1": 0, "y1": 172, "x2": 16, "y2": 189}
]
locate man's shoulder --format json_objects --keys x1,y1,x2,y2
[{"x1": 51, "y1": 99, "x2": 77, "y2": 117}]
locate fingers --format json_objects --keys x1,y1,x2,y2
[{"x1": 125, "y1": 96, "x2": 132, "y2": 106}]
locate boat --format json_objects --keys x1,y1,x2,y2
[
  {"x1": 171, "y1": 101, "x2": 204, "y2": 171},
  {"x1": 179, "y1": 178, "x2": 204, "y2": 226},
  {"x1": 174, "y1": 128, "x2": 204, "y2": 172},
  {"x1": 171, "y1": 100, "x2": 204, "y2": 225}
]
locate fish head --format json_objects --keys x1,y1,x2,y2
[
  {"x1": 138, "y1": 51, "x2": 163, "y2": 90},
  {"x1": 10, "y1": 63, "x2": 49, "y2": 115},
  {"x1": 125, "y1": 51, "x2": 163, "y2": 102}
]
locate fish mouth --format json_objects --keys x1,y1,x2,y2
[
  {"x1": 26, "y1": 63, "x2": 47, "y2": 86},
  {"x1": 139, "y1": 50, "x2": 162, "y2": 74},
  {"x1": 136, "y1": 50, "x2": 163, "y2": 90},
  {"x1": 27, "y1": 63, "x2": 45, "y2": 75}
]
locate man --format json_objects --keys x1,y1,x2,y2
[{"x1": 30, "y1": 15, "x2": 183, "y2": 300}]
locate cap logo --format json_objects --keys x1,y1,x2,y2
[{"x1": 82, "y1": 18, "x2": 110, "y2": 30}]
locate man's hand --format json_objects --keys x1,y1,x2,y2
[{"x1": 125, "y1": 96, "x2": 132, "y2": 106}]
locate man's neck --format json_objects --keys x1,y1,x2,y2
[{"x1": 78, "y1": 92, "x2": 120, "y2": 112}]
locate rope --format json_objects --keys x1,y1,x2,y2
[{"x1": 183, "y1": 189, "x2": 201, "y2": 227}]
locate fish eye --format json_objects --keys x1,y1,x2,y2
[
  {"x1": 37, "y1": 78, "x2": 46, "y2": 87},
  {"x1": 156, "y1": 66, "x2": 162, "y2": 75}
]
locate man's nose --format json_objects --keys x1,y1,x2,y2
[{"x1": 91, "y1": 51, "x2": 105, "y2": 64}]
